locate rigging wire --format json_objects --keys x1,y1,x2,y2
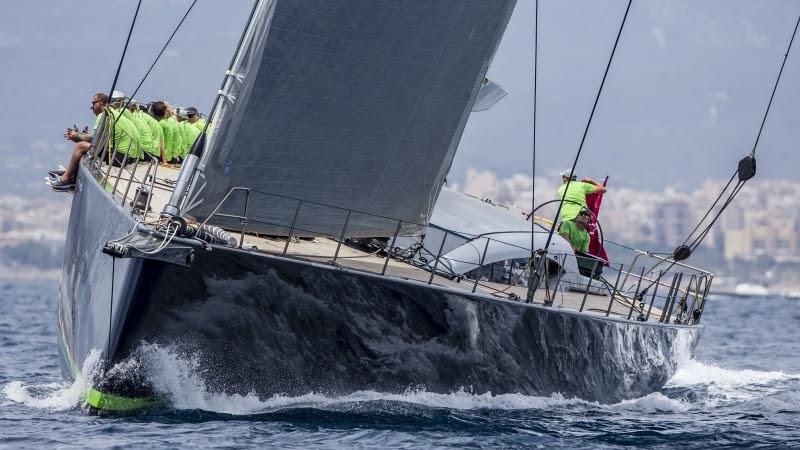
[
  {"x1": 95, "y1": 0, "x2": 141, "y2": 161},
  {"x1": 107, "y1": 0, "x2": 143, "y2": 102},
  {"x1": 530, "y1": 0, "x2": 539, "y2": 253},
  {"x1": 667, "y1": 13, "x2": 800, "y2": 262},
  {"x1": 530, "y1": 0, "x2": 633, "y2": 297},
  {"x1": 634, "y1": 12, "x2": 799, "y2": 296},
  {"x1": 752, "y1": 14, "x2": 800, "y2": 155},
  {"x1": 525, "y1": 0, "x2": 540, "y2": 302},
  {"x1": 121, "y1": 0, "x2": 199, "y2": 112}
]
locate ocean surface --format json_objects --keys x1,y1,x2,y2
[{"x1": 1, "y1": 281, "x2": 798, "y2": 449}]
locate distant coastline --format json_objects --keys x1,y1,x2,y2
[{"x1": 0, "y1": 265, "x2": 60, "y2": 282}]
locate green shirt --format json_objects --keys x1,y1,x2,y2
[
  {"x1": 179, "y1": 120, "x2": 201, "y2": 158},
  {"x1": 556, "y1": 181, "x2": 596, "y2": 221},
  {"x1": 193, "y1": 118, "x2": 206, "y2": 133},
  {"x1": 137, "y1": 111, "x2": 163, "y2": 158},
  {"x1": 169, "y1": 116, "x2": 184, "y2": 159},
  {"x1": 127, "y1": 110, "x2": 154, "y2": 156},
  {"x1": 559, "y1": 220, "x2": 590, "y2": 253},
  {"x1": 93, "y1": 113, "x2": 103, "y2": 133},
  {"x1": 158, "y1": 119, "x2": 173, "y2": 160},
  {"x1": 107, "y1": 108, "x2": 141, "y2": 159},
  {"x1": 159, "y1": 117, "x2": 182, "y2": 160}
]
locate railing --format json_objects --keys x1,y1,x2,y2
[
  {"x1": 198, "y1": 186, "x2": 713, "y2": 326},
  {"x1": 87, "y1": 109, "x2": 161, "y2": 221}
]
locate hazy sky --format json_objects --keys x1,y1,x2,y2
[{"x1": 1, "y1": 0, "x2": 799, "y2": 194}]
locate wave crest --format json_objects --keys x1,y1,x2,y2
[{"x1": 2, "y1": 350, "x2": 102, "y2": 411}]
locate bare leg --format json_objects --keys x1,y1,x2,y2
[{"x1": 60, "y1": 142, "x2": 91, "y2": 182}]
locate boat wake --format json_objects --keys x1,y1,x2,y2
[
  {"x1": 4, "y1": 344, "x2": 797, "y2": 417},
  {"x1": 665, "y1": 359, "x2": 800, "y2": 407},
  {"x1": 2, "y1": 350, "x2": 102, "y2": 411}
]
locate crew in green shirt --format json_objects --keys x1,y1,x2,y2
[
  {"x1": 168, "y1": 113, "x2": 184, "y2": 163},
  {"x1": 149, "y1": 101, "x2": 182, "y2": 163},
  {"x1": 185, "y1": 106, "x2": 206, "y2": 133},
  {"x1": 555, "y1": 170, "x2": 607, "y2": 222},
  {"x1": 107, "y1": 107, "x2": 141, "y2": 161},
  {"x1": 559, "y1": 209, "x2": 591, "y2": 253},
  {"x1": 125, "y1": 104, "x2": 155, "y2": 157},
  {"x1": 50, "y1": 91, "x2": 142, "y2": 192},
  {"x1": 179, "y1": 116, "x2": 201, "y2": 158},
  {"x1": 138, "y1": 107, "x2": 166, "y2": 162},
  {"x1": 108, "y1": 92, "x2": 142, "y2": 161},
  {"x1": 51, "y1": 92, "x2": 110, "y2": 190}
]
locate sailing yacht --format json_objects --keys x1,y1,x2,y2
[{"x1": 57, "y1": 0, "x2": 713, "y2": 412}]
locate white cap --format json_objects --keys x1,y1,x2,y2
[
  {"x1": 111, "y1": 90, "x2": 126, "y2": 99},
  {"x1": 560, "y1": 169, "x2": 573, "y2": 178}
]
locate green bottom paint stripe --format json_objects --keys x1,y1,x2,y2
[
  {"x1": 85, "y1": 388, "x2": 163, "y2": 411},
  {"x1": 59, "y1": 326, "x2": 162, "y2": 412}
]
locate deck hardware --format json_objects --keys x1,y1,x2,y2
[
  {"x1": 382, "y1": 221, "x2": 402, "y2": 275},
  {"x1": 239, "y1": 189, "x2": 251, "y2": 248},
  {"x1": 627, "y1": 267, "x2": 646, "y2": 320},
  {"x1": 283, "y1": 200, "x2": 302, "y2": 256},
  {"x1": 333, "y1": 210, "x2": 352, "y2": 262},
  {"x1": 642, "y1": 270, "x2": 663, "y2": 321},
  {"x1": 661, "y1": 272, "x2": 683, "y2": 323},
  {"x1": 551, "y1": 254, "x2": 565, "y2": 301},
  {"x1": 428, "y1": 230, "x2": 449, "y2": 285},
  {"x1": 657, "y1": 272, "x2": 679, "y2": 323},
  {"x1": 110, "y1": 142, "x2": 131, "y2": 194},
  {"x1": 472, "y1": 238, "x2": 491, "y2": 293},
  {"x1": 579, "y1": 259, "x2": 600, "y2": 312},
  {"x1": 605, "y1": 263, "x2": 624, "y2": 317},
  {"x1": 120, "y1": 153, "x2": 141, "y2": 207}
]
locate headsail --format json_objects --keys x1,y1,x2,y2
[{"x1": 185, "y1": 0, "x2": 516, "y2": 237}]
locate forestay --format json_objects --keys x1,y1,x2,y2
[{"x1": 185, "y1": 0, "x2": 516, "y2": 237}]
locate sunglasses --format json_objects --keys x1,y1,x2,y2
[{"x1": 187, "y1": 113, "x2": 196, "y2": 118}]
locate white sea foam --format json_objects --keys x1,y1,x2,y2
[
  {"x1": 666, "y1": 358, "x2": 799, "y2": 406},
  {"x1": 131, "y1": 344, "x2": 699, "y2": 415},
  {"x1": 615, "y1": 392, "x2": 689, "y2": 413},
  {"x1": 668, "y1": 359, "x2": 795, "y2": 388},
  {"x1": 2, "y1": 350, "x2": 102, "y2": 411},
  {"x1": 137, "y1": 343, "x2": 268, "y2": 414},
  {"x1": 137, "y1": 343, "x2": 589, "y2": 414},
  {"x1": 5, "y1": 343, "x2": 797, "y2": 415}
]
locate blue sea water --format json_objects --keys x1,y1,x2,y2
[{"x1": 1, "y1": 281, "x2": 799, "y2": 449}]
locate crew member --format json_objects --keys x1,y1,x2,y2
[
  {"x1": 50, "y1": 92, "x2": 139, "y2": 191},
  {"x1": 185, "y1": 106, "x2": 206, "y2": 132},
  {"x1": 106, "y1": 91, "x2": 141, "y2": 165},
  {"x1": 179, "y1": 107, "x2": 201, "y2": 158},
  {"x1": 556, "y1": 169, "x2": 606, "y2": 222},
  {"x1": 130, "y1": 100, "x2": 166, "y2": 162},
  {"x1": 116, "y1": 96, "x2": 154, "y2": 159},
  {"x1": 166, "y1": 103, "x2": 184, "y2": 163},
  {"x1": 559, "y1": 209, "x2": 591, "y2": 253},
  {"x1": 150, "y1": 101, "x2": 182, "y2": 164}
]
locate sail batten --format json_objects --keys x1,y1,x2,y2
[{"x1": 187, "y1": 0, "x2": 516, "y2": 237}]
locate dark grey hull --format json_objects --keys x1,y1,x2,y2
[{"x1": 59, "y1": 163, "x2": 701, "y2": 409}]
